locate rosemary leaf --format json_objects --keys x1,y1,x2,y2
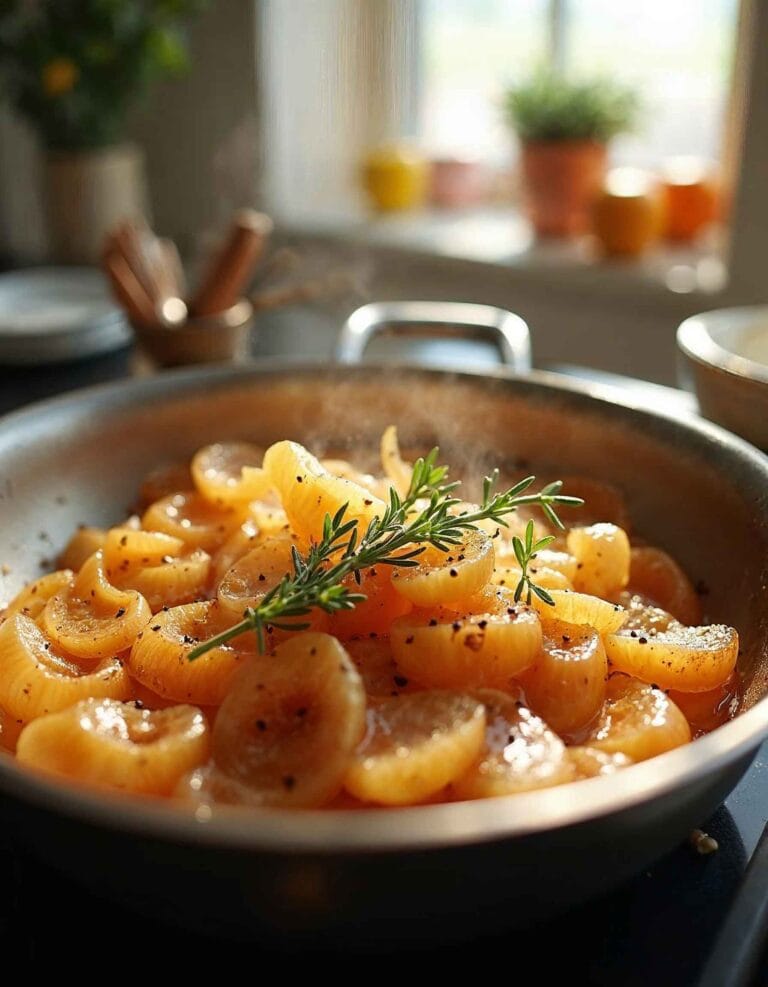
[{"x1": 187, "y1": 450, "x2": 581, "y2": 661}]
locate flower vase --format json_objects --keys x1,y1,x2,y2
[{"x1": 45, "y1": 143, "x2": 150, "y2": 264}]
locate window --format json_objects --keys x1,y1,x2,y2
[
  {"x1": 419, "y1": 0, "x2": 739, "y2": 168},
  {"x1": 420, "y1": 0, "x2": 548, "y2": 161}
]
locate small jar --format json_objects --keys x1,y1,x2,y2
[
  {"x1": 592, "y1": 168, "x2": 663, "y2": 259},
  {"x1": 361, "y1": 145, "x2": 430, "y2": 212},
  {"x1": 131, "y1": 298, "x2": 254, "y2": 368},
  {"x1": 661, "y1": 157, "x2": 719, "y2": 242},
  {"x1": 430, "y1": 157, "x2": 487, "y2": 208}
]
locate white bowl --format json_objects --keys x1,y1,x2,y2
[{"x1": 678, "y1": 306, "x2": 768, "y2": 450}]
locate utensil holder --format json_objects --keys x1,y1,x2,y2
[{"x1": 131, "y1": 298, "x2": 254, "y2": 368}]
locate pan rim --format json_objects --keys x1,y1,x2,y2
[{"x1": 0, "y1": 358, "x2": 767, "y2": 853}]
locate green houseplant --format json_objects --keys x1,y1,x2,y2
[
  {"x1": 0, "y1": 1, "x2": 207, "y2": 261},
  {"x1": 504, "y1": 72, "x2": 638, "y2": 237}
]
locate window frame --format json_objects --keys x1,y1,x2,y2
[
  {"x1": 415, "y1": 0, "x2": 739, "y2": 170},
  {"x1": 260, "y1": 0, "x2": 765, "y2": 302}
]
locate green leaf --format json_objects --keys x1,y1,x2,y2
[
  {"x1": 541, "y1": 480, "x2": 563, "y2": 497},
  {"x1": 512, "y1": 536, "x2": 526, "y2": 569},
  {"x1": 291, "y1": 544, "x2": 304, "y2": 575},
  {"x1": 531, "y1": 584, "x2": 556, "y2": 606},
  {"x1": 185, "y1": 454, "x2": 582, "y2": 660},
  {"x1": 147, "y1": 26, "x2": 188, "y2": 75},
  {"x1": 505, "y1": 475, "x2": 536, "y2": 499},
  {"x1": 270, "y1": 620, "x2": 311, "y2": 632},
  {"x1": 542, "y1": 503, "x2": 562, "y2": 530},
  {"x1": 525, "y1": 519, "x2": 535, "y2": 553},
  {"x1": 504, "y1": 71, "x2": 639, "y2": 143}
]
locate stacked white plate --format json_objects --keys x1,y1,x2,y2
[{"x1": 0, "y1": 267, "x2": 132, "y2": 365}]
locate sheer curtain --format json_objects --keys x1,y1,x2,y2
[{"x1": 259, "y1": 0, "x2": 419, "y2": 223}]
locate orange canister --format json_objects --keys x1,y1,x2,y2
[
  {"x1": 661, "y1": 157, "x2": 719, "y2": 242},
  {"x1": 592, "y1": 168, "x2": 663, "y2": 258}
]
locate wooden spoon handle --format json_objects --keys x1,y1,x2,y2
[
  {"x1": 102, "y1": 249, "x2": 158, "y2": 328},
  {"x1": 106, "y1": 221, "x2": 162, "y2": 304},
  {"x1": 189, "y1": 209, "x2": 273, "y2": 317},
  {"x1": 159, "y1": 238, "x2": 187, "y2": 298}
]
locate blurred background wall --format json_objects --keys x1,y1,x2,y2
[{"x1": 0, "y1": 0, "x2": 765, "y2": 384}]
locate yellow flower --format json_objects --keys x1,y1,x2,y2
[{"x1": 42, "y1": 58, "x2": 79, "y2": 97}]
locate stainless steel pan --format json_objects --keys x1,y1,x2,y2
[{"x1": 0, "y1": 359, "x2": 767, "y2": 945}]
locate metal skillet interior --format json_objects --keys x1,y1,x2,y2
[{"x1": 0, "y1": 361, "x2": 768, "y2": 853}]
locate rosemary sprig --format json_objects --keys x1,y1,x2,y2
[
  {"x1": 187, "y1": 450, "x2": 582, "y2": 660},
  {"x1": 512, "y1": 518, "x2": 557, "y2": 606}
]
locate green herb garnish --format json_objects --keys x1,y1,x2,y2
[
  {"x1": 512, "y1": 518, "x2": 557, "y2": 606},
  {"x1": 187, "y1": 450, "x2": 581, "y2": 660}
]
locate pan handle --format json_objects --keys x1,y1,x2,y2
[{"x1": 335, "y1": 301, "x2": 531, "y2": 371}]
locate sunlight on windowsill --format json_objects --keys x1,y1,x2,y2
[{"x1": 287, "y1": 205, "x2": 728, "y2": 298}]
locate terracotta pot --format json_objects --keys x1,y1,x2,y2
[
  {"x1": 520, "y1": 140, "x2": 607, "y2": 238},
  {"x1": 46, "y1": 143, "x2": 150, "y2": 264}
]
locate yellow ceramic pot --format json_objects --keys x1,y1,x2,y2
[
  {"x1": 592, "y1": 168, "x2": 663, "y2": 258},
  {"x1": 361, "y1": 146, "x2": 429, "y2": 212}
]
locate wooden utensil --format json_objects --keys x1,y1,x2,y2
[
  {"x1": 104, "y1": 221, "x2": 188, "y2": 329},
  {"x1": 107, "y1": 221, "x2": 162, "y2": 306},
  {"x1": 189, "y1": 209, "x2": 273, "y2": 317},
  {"x1": 159, "y1": 238, "x2": 187, "y2": 297},
  {"x1": 102, "y1": 249, "x2": 158, "y2": 328}
]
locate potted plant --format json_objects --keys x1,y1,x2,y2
[
  {"x1": 504, "y1": 72, "x2": 638, "y2": 238},
  {"x1": 0, "y1": 2, "x2": 206, "y2": 263}
]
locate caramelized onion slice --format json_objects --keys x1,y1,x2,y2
[
  {"x1": 128, "y1": 600, "x2": 250, "y2": 706},
  {"x1": 17, "y1": 698, "x2": 209, "y2": 796},
  {"x1": 212, "y1": 632, "x2": 366, "y2": 808},
  {"x1": 3, "y1": 570, "x2": 74, "y2": 622},
  {"x1": 567, "y1": 523, "x2": 630, "y2": 598},
  {"x1": 344, "y1": 690, "x2": 486, "y2": 805},
  {"x1": 42, "y1": 552, "x2": 151, "y2": 660},
  {"x1": 192, "y1": 442, "x2": 273, "y2": 507},
  {"x1": 519, "y1": 618, "x2": 607, "y2": 738},
  {"x1": 627, "y1": 547, "x2": 702, "y2": 626},
  {"x1": 0, "y1": 614, "x2": 130, "y2": 722},
  {"x1": 605, "y1": 622, "x2": 738, "y2": 693},
  {"x1": 529, "y1": 589, "x2": 626, "y2": 635},
  {"x1": 451, "y1": 688, "x2": 576, "y2": 799},
  {"x1": 587, "y1": 675, "x2": 691, "y2": 760},
  {"x1": 391, "y1": 593, "x2": 542, "y2": 690},
  {"x1": 263, "y1": 439, "x2": 386, "y2": 542},
  {"x1": 390, "y1": 529, "x2": 494, "y2": 608}
]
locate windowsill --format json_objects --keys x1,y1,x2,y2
[{"x1": 280, "y1": 205, "x2": 729, "y2": 302}]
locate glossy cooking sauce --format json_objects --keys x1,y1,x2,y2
[{"x1": 0, "y1": 433, "x2": 740, "y2": 809}]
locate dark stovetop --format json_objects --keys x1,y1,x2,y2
[
  {"x1": 0, "y1": 339, "x2": 766, "y2": 983},
  {"x1": 1, "y1": 765, "x2": 766, "y2": 981}
]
